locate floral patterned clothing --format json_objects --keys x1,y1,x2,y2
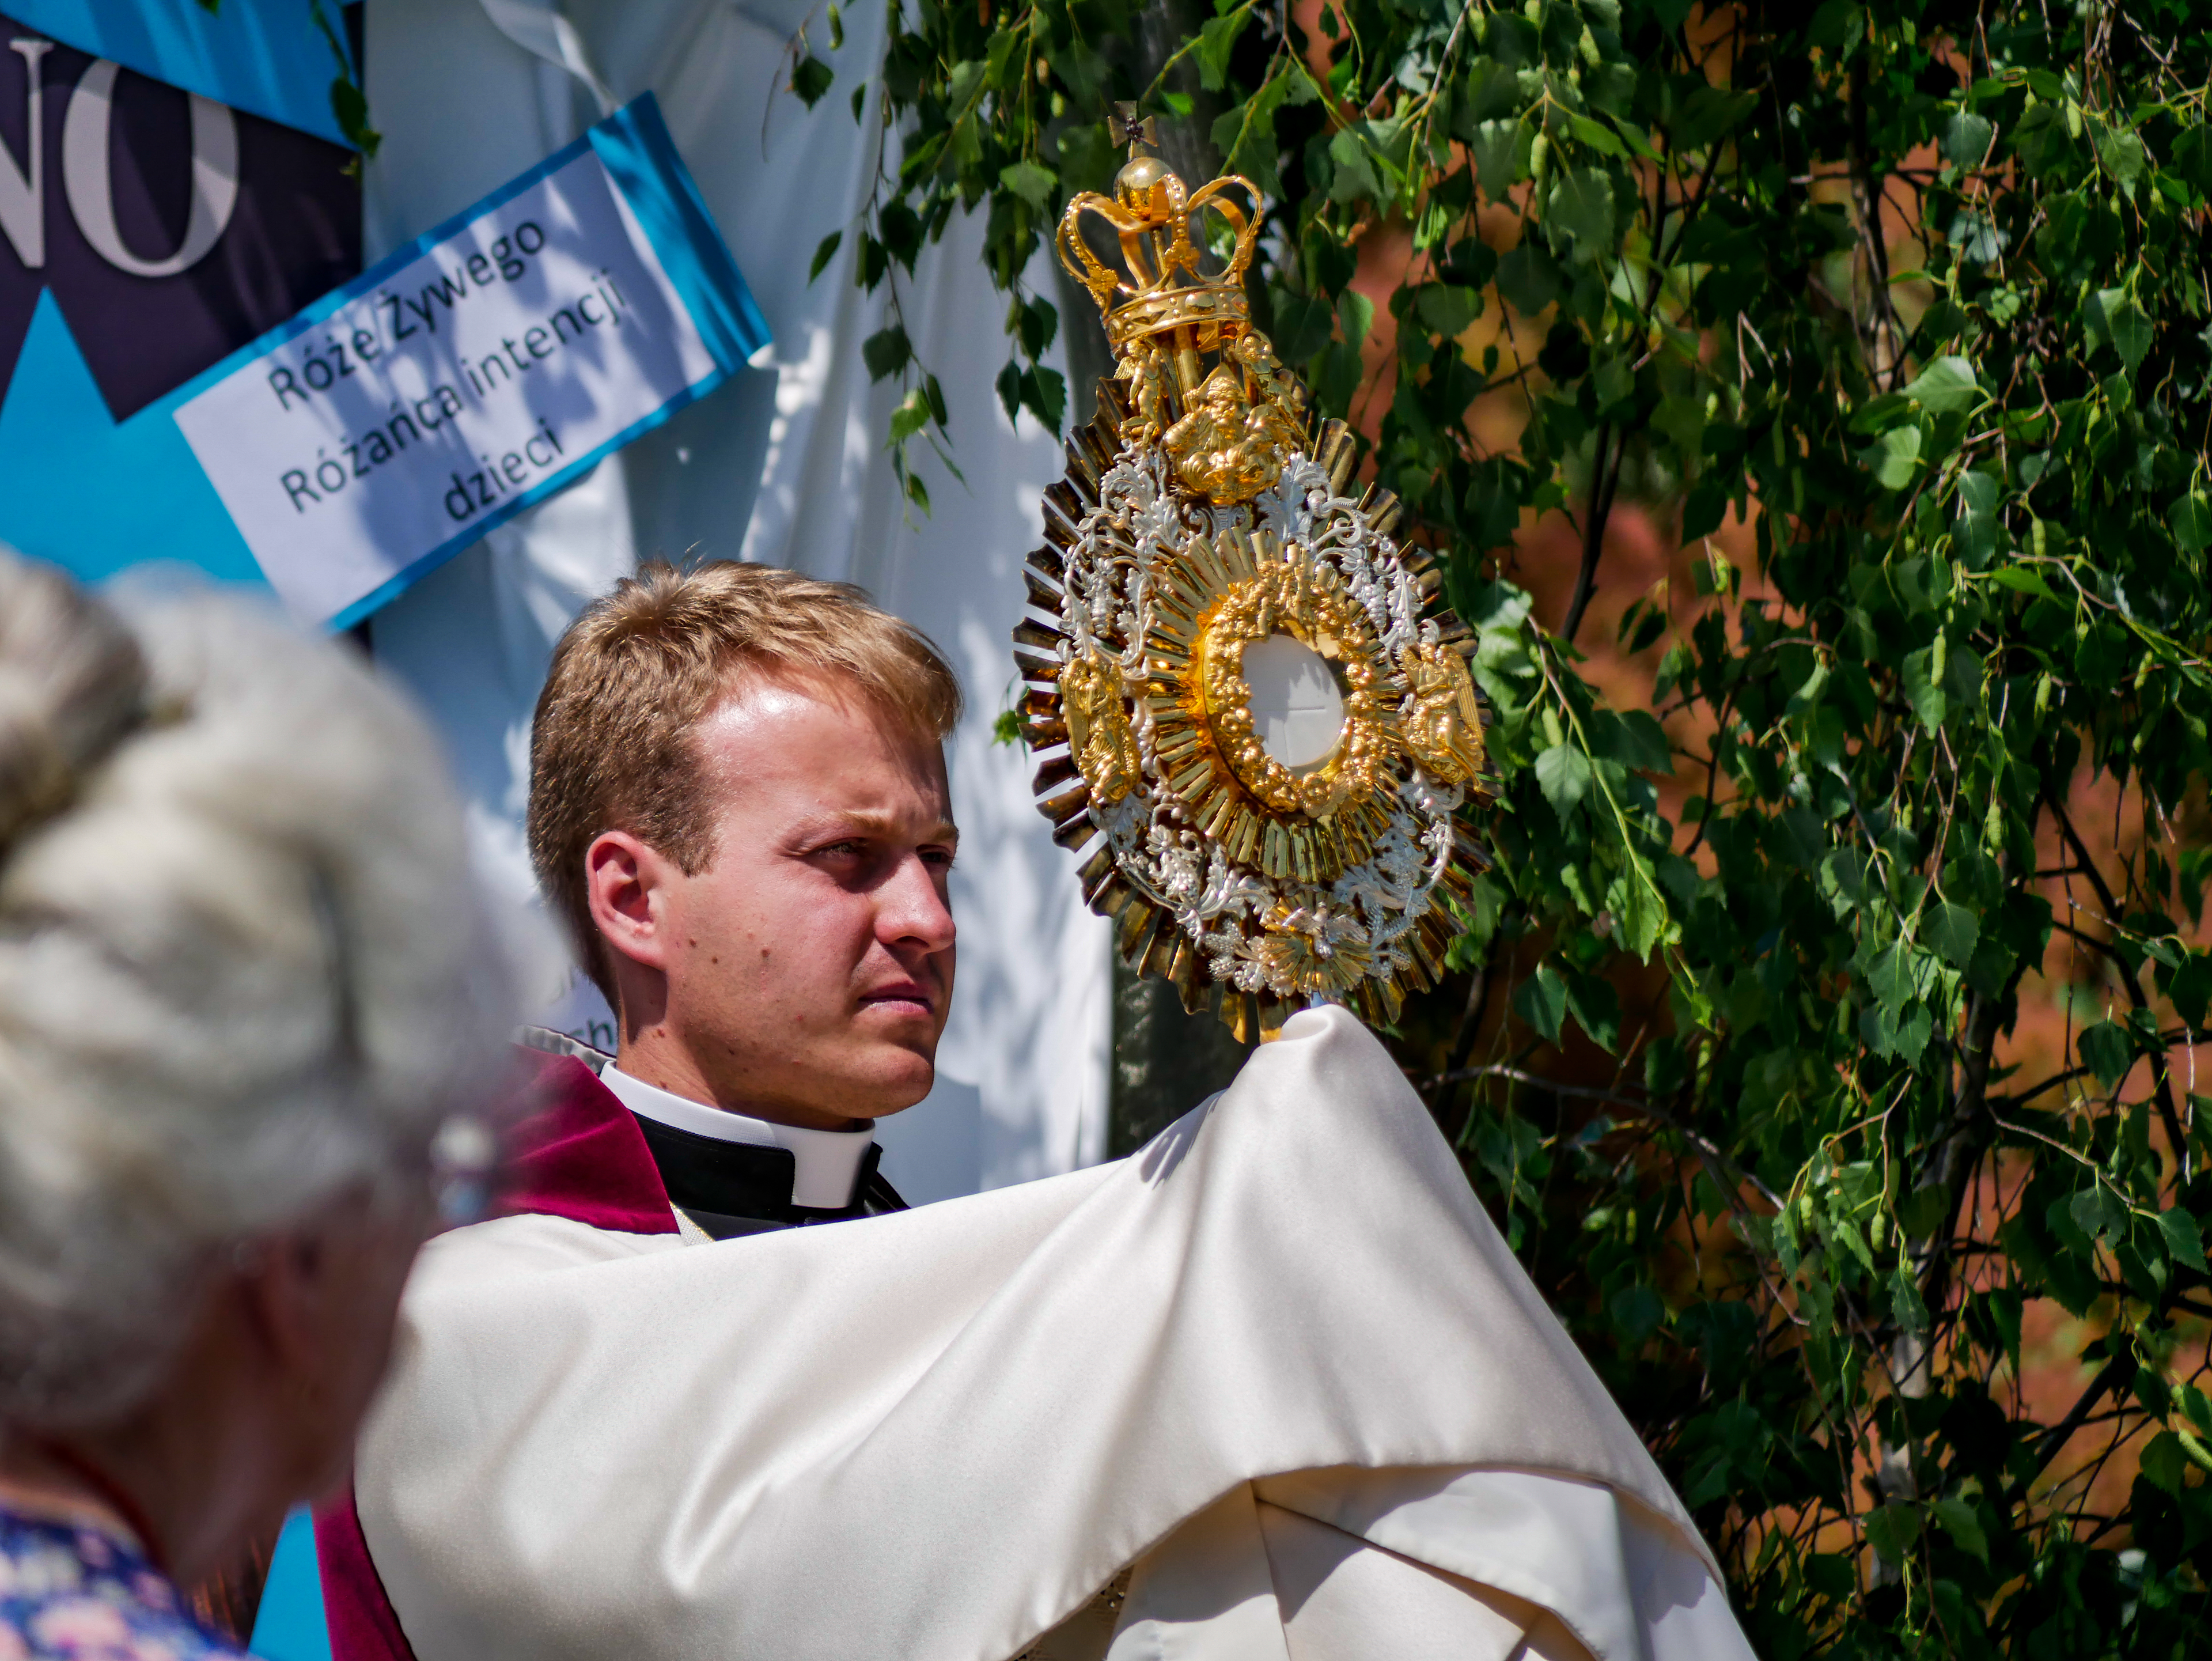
[{"x1": 0, "y1": 1500, "x2": 251, "y2": 1660}]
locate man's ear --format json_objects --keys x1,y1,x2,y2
[{"x1": 585, "y1": 830, "x2": 674, "y2": 972}]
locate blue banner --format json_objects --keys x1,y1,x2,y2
[
  {"x1": 0, "y1": 10, "x2": 359, "y2": 589},
  {"x1": 3, "y1": 0, "x2": 353, "y2": 143}
]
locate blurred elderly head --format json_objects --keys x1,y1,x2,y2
[{"x1": 0, "y1": 550, "x2": 510, "y2": 1586}]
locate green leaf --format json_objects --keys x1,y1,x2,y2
[
  {"x1": 2168, "y1": 491, "x2": 2212, "y2": 555},
  {"x1": 1194, "y1": 9, "x2": 1251, "y2": 92},
  {"x1": 1620, "y1": 868, "x2": 1669, "y2": 959},
  {"x1": 1271, "y1": 290, "x2": 1335, "y2": 365},
  {"x1": 888, "y1": 387, "x2": 933, "y2": 442},
  {"x1": 1941, "y1": 111, "x2": 1994, "y2": 170},
  {"x1": 1211, "y1": 73, "x2": 1292, "y2": 196},
  {"x1": 1544, "y1": 168, "x2": 1615, "y2": 264},
  {"x1": 2142, "y1": 1431, "x2": 2190, "y2": 1497},
  {"x1": 1336, "y1": 288, "x2": 1376, "y2": 349},
  {"x1": 1680, "y1": 474, "x2": 1729, "y2": 542},
  {"x1": 1898, "y1": 1185, "x2": 1951, "y2": 1239},
  {"x1": 862, "y1": 326, "x2": 912, "y2": 381},
  {"x1": 1925, "y1": 901, "x2": 1979, "y2": 968},
  {"x1": 1513, "y1": 964, "x2": 1568, "y2": 1046},
  {"x1": 1823, "y1": 1212, "x2": 1876, "y2": 1282},
  {"x1": 943, "y1": 57, "x2": 987, "y2": 115},
  {"x1": 2068, "y1": 1184, "x2": 2127, "y2": 1243},
  {"x1": 1673, "y1": 84, "x2": 1757, "y2": 151},
  {"x1": 1903, "y1": 646, "x2": 1948, "y2": 728},
  {"x1": 1861, "y1": 424, "x2": 1922, "y2": 489},
  {"x1": 2079, "y1": 1019, "x2": 2133, "y2": 1089},
  {"x1": 1820, "y1": 847, "x2": 1868, "y2": 917},
  {"x1": 1495, "y1": 241, "x2": 1563, "y2": 316},
  {"x1": 2184, "y1": 1384, "x2": 2212, "y2": 1438},
  {"x1": 1015, "y1": 297, "x2": 1057, "y2": 360},
  {"x1": 2171, "y1": 951, "x2": 2212, "y2": 1031},
  {"x1": 1866, "y1": 943, "x2": 1918, "y2": 1017},
  {"x1": 1328, "y1": 128, "x2": 1382, "y2": 204},
  {"x1": 2093, "y1": 119, "x2": 2147, "y2": 191},
  {"x1": 878, "y1": 200, "x2": 923, "y2": 268},
  {"x1": 2084, "y1": 288, "x2": 2153, "y2": 371},
  {"x1": 1414, "y1": 284, "x2": 1482, "y2": 338},
  {"x1": 1565, "y1": 970, "x2": 1622, "y2": 1052},
  {"x1": 1566, "y1": 112, "x2": 1627, "y2": 158},
  {"x1": 791, "y1": 54, "x2": 834, "y2": 108},
  {"x1": 1930, "y1": 1497, "x2": 1988, "y2": 1562},
  {"x1": 2156, "y1": 1206, "x2": 2207, "y2": 1274},
  {"x1": 1020, "y1": 366, "x2": 1067, "y2": 434},
  {"x1": 1849, "y1": 391, "x2": 1911, "y2": 436},
  {"x1": 2177, "y1": 126, "x2": 2212, "y2": 194},
  {"x1": 808, "y1": 230, "x2": 842, "y2": 281},
  {"x1": 1986, "y1": 564, "x2": 2058, "y2": 601},
  {"x1": 1055, "y1": 120, "x2": 1119, "y2": 193},
  {"x1": 1467, "y1": 119, "x2": 1524, "y2": 200},
  {"x1": 1901, "y1": 355, "x2": 1986, "y2": 414},
  {"x1": 1463, "y1": 578, "x2": 1533, "y2": 633},
  {"x1": 1535, "y1": 743, "x2": 1593, "y2": 814},
  {"x1": 999, "y1": 159, "x2": 1056, "y2": 209},
  {"x1": 1891, "y1": 1265, "x2": 1930, "y2": 1333},
  {"x1": 1608, "y1": 1283, "x2": 1664, "y2": 1342}
]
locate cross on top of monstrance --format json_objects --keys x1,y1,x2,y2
[{"x1": 1107, "y1": 102, "x2": 1158, "y2": 157}]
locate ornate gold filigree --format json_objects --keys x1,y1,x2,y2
[
  {"x1": 1056, "y1": 146, "x2": 1305, "y2": 508},
  {"x1": 1399, "y1": 641, "x2": 1487, "y2": 785},
  {"x1": 1114, "y1": 338, "x2": 1173, "y2": 445},
  {"x1": 1245, "y1": 905, "x2": 1376, "y2": 998},
  {"x1": 1195, "y1": 558, "x2": 1388, "y2": 820},
  {"x1": 1138, "y1": 525, "x2": 1399, "y2": 887},
  {"x1": 1063, "y1": 651, "x2": 1142, "y2": 804},
  {"x1": 1162, "y1": 366, "x2": 1308, "y2": 505}
]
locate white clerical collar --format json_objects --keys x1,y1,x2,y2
[{"x1": 599, "y1": 1065, "x2": 875, "y2": 1212}]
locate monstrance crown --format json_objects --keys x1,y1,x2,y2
[
  {"x1": 1056, "y1": 115, "x2": 1306, "y2": 510},
  {"x1": 1057, "y1": 115, "x2": 1261, "y2": 357}
]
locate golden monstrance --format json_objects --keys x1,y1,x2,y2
[{"x1": 1013, "y1": 137, "x2": 1495, "y2": 1042}]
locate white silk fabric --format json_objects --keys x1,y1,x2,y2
[{"x1": 355, "y1": 1007, "x2": 1756, "y2": 1660}]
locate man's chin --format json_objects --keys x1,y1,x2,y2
[{"x1": 835, "y1": 1033, "x2": 940, "y2": 1119}]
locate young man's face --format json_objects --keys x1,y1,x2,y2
[{"x1": 588, "y1": 675, "x2": 958, "y2": 1127}]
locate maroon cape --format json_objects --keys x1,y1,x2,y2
[{"x1": 315, "y1": 1050, "x2": 677, "y2": 1661}]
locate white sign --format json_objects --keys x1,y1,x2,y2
[{"x1": 173, "y1": 97, "x2": 762, "y2": 626}]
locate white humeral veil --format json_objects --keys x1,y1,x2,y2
[{"x1": 355, "y1": 1007, "x2": 1756, "y2": 1661}]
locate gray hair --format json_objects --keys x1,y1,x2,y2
[{"x1": 0, "y1": 551, "x2": 513, "y2": 1425}]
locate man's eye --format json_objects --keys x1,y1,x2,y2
[{"x1": 817, "y1": 839, "x2": 866, "y2": 858}]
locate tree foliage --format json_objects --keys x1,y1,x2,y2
[{"x1": 823, "y1": 0, "x2": 2212, "y2": 1649}]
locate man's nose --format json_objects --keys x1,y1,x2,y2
[{"x1": 879, "y1": 853, "x2": 956, "y2": 954}]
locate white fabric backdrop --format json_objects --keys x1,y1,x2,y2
[{"x1": 360, "y1": 0, "x2": 1109, "y2": 1202}]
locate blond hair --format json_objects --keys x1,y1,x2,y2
[{"x1": 527, "y1": 561, "x2": 962, "y2": 998}]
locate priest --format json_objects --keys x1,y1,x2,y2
[{"x1": 319, "y1": 559, "x2": 1756, "y2": 1661}]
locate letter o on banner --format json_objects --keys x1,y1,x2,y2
[{"x1": 62, "y1": 59, "x2": 240, "y2": 278}]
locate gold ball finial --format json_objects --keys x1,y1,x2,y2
[{"x1": 1115, "y1": 153, "x2": 1172, "y2": 208}]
